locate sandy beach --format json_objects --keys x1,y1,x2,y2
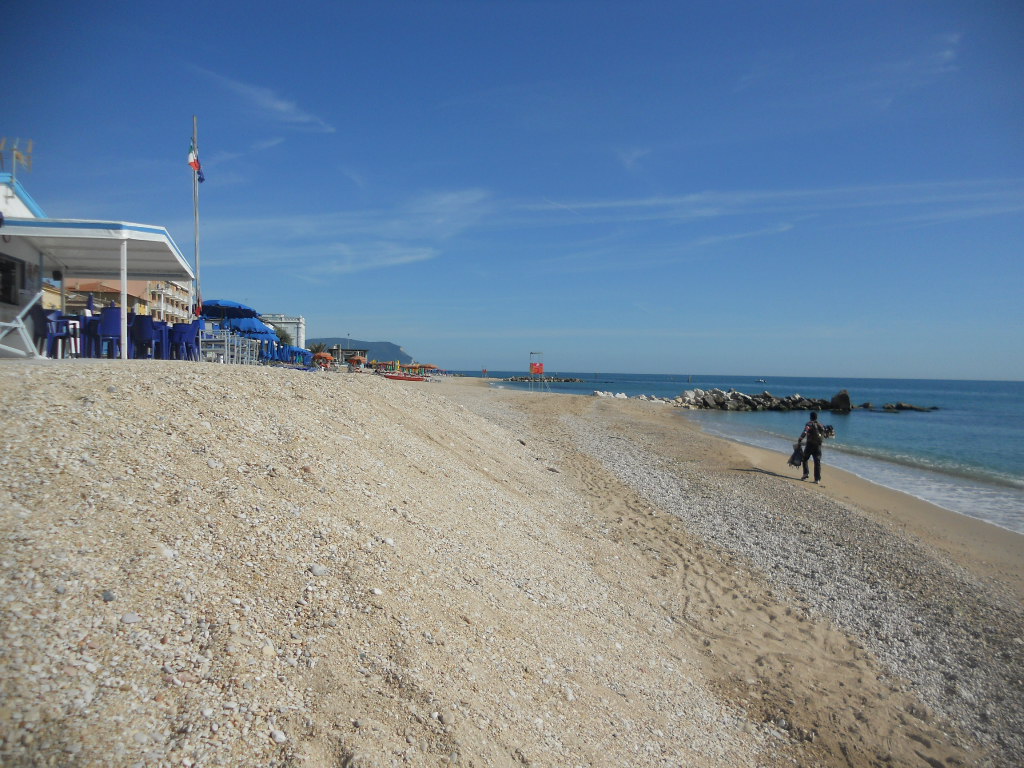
[{"x1": 1, "y1": 362, "x2": 1021, "y2": 767}]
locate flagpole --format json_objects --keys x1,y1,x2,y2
[{"x1": 192, "y1": 115, "x2": 201, "y2": 315}]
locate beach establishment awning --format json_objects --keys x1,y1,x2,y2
[
  {"x1": 1, "y1": 217, "x2": 194, "y2": 360},
  {"x1": 2, "y1": 217, "x2": 195, "y2": 281}
]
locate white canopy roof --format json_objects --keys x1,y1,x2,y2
[{"x1": 2, "y1": 217, "x2": 195, "y2": 281}]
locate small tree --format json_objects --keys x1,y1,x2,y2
[
  {"x1": 308, "y1": 342, "x2": 328, "y2": 354},
  {"x1": 269, "y1": 324, "x2": 294, "y2": 346}
]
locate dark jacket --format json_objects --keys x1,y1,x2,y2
[{"x1": 801, "y1": 420, "x2": 826, "y2": 446}]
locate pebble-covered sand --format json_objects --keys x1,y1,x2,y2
[{"x1": 1, "y1": 361, "x2": 1021, "y2": 768}]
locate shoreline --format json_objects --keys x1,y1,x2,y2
[
  {"x1": 723, "y1": 435, "x2": 1024, "y2": 601},
  {"x1": 475, "y1": 376, "x2": 1024, "y2": 599},
  {"x1": 491, "y1": 375, "x2": 1024, "y2": 531},
  {"x1": 683, "y1": 409, "x2": 1024, "y2": 536}
]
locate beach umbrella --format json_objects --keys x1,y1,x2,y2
[
  {"x1": 201, "y1": 299, "x2": 259, "y2": 319},
  {"x1": 225, "y1": 316, "x2": 275, "y2": 335}
]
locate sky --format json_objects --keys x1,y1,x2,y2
[{"x1": 6, "y1": 1, "x2": 1023, "y2": 379}]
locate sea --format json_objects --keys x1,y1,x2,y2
[{"x1": 456, "y1": 372, "x2": 1024, "y2": 535}]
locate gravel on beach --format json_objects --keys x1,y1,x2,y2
[{"x1": 1, "y1": 361, "x2": 1021, "y2": 768}]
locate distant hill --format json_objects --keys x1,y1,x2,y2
[{"x1": 306, "y1": 338, "x2": 414, "y2": 365}]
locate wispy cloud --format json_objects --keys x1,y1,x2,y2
[
  {"x1": 734, "y1": 32, "x2": 962, "y2": 113},
  {"x1": 199, "y1": 188, "x2": 492, "y2": 276},
  {"x1": 193, "y1": 67, "x2": 335, "y2": 133},
  {"x1": 192, "y1": 179, "x2": 1020, "y2": 281},
  {"x1": 531, "y1": 222, "x2": 796, "y2": 276},
  {"x1": 520, "y1": 179, "x2": 1024, "y2": 226},
  {"x1": 618, "y1": 147, "x2": 651, "y2": 172},
  {"x1": 342, "y1": 168, "x2": 366, "y2": 189},
  {"x1": 306, "y1": 243, "x2": 438, "y2": 276},
  {"x1": 854, "y1": 33, "x2": 962, "y2": 108},
  {"x1": 405, "y1": 188, "x2": 493, "y2": 239},
  {"x1": 251, "y1": 137, "x2": 285, "y2": 152}
]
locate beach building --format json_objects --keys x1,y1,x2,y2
[
  {"x1": 261, "y1": 312, "x2": 306, "y2": 347},
  {"x1": 329, "y1": 344, "x2": 370, "y2": 367},
  {"x1": 1, "y1": 169, "x2": 195, "y2": 359}
]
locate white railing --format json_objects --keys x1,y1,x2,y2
[{"x1": 200, "y1": 329, "x2": 262, "y2": 365}]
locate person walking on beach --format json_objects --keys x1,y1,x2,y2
[{"x1": 797, "y1": 412, "x2": 826, "y2": 483}]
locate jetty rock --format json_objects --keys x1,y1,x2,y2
[
  {"x1": 593, "y1": 388, "x2": 938, "y2": 413},
  {"x1": 830, "y1": 389, "x2": 853, "y2": 413},
  {"x1": 593, "y1": 390, "x2": 674, "y2": 403},
  {"x1": 883, "y1": 401, "x2": 940, "y2": 412},
  {"x1": 671, "y1": 388, "x2": 848, "y2": 412}
]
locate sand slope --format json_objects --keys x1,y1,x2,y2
[{"x1": 1, "y1": 362, "x2": 1021, "y2": 767}]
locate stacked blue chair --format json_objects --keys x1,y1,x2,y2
[
  {"x1": 131, "y1": 316, "x2": 159, "y2": 359},
  {"x1": 79, "y1": 316, "x2": 99, "y2": 358},
  {"x1": 153, "y1": 321, "x2": 171, "y2": 360},
  {"x1": 97, "y1": 307, "x2": 130, "y2": 358},
  {"x1": 170, "y1": 320, "x2": 201, "y2": 361}
]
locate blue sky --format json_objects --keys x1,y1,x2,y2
[{"x1": 7, "y1": 1, "x2": 1023, "y2": 378}]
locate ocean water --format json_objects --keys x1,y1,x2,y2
[{"x1": 460, "y1": 372, "x2": 1024, "y2": 534}]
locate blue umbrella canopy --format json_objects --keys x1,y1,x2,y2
[
  {"x1": 225, "y1": 316, "x2": 276, "y2": 336},
  {"x1": 201, "y1": 299, "x2": 259, "y2": 319}
]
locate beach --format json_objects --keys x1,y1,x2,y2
[{"x1": 1, "y1": 362, "x2": 1021, "y2": 767}]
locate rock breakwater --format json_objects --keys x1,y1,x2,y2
[
  {"x1": 673, "y1": 387, "x2": 851, "y2": 412},
  {"x1": 595, "y1": 387, "x2": 936, "y2": 413}
]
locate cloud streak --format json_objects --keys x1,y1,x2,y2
[
  {"x1": 199, "y1": 188, "x2": 492, "y2": 275},
  {"x1": 193, "y1": 67, "x2": 335, "y2": 133},
  {"x1": 193, "y1": 179, "x2": 1020, "y2": 281},
  {"x1": 520, "y1": 179, "x2": 1024, "y2": 226},
  {"x1": 306, "y1": 243, "x2": 438, "y2": 276},
  {"x1": 734, "y1": 32, "x2": 962, "y2": 113}
]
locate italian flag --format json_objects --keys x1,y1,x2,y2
[
  {"x1": 188, "y1": 139, "x2": 201, "y2": 171},
  {"x1": 188, "y1": 139, "x2": 205, "y2": 183}
]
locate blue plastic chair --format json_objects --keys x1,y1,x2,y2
[
  {"x1": 170, "y1": 320, "x2": 200, "y2": 361},
  {"x1": 152, "y1": 321, "x2": 171, "y2": 360},
  {"x1": 79, "y1": 316, "x2": 99, "y2": 358},
  {"x1": 45, "y1": 312, "x2": 73, "y2": 358},
  {"x1": 131, "y1": 315, "x2": 158, "y2": 359},
  {"x1": 97, "y1": 307, "x2": 129, "y2": 358}
]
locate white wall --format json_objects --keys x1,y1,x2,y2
[{"x1": 1, "y1": 180, "x2": 41, "y2": 218}]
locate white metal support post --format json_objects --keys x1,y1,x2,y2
[{"x1": 120, "y1": 239, "x2": 128, "y2": 360}]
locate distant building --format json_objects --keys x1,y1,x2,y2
[
  {"x1": 261, "y1": 313, "x2": 305, "y2": 347},
  {"x1": 58, "y1": 279, "x2": 193, "y2": 323},
  {"x1": 329, "y1": 344, "x2": 369, "y2": 366}
]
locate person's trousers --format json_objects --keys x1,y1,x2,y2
[{"x1": 802, "y1": 444, "x2": 822, "y2": 482}]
